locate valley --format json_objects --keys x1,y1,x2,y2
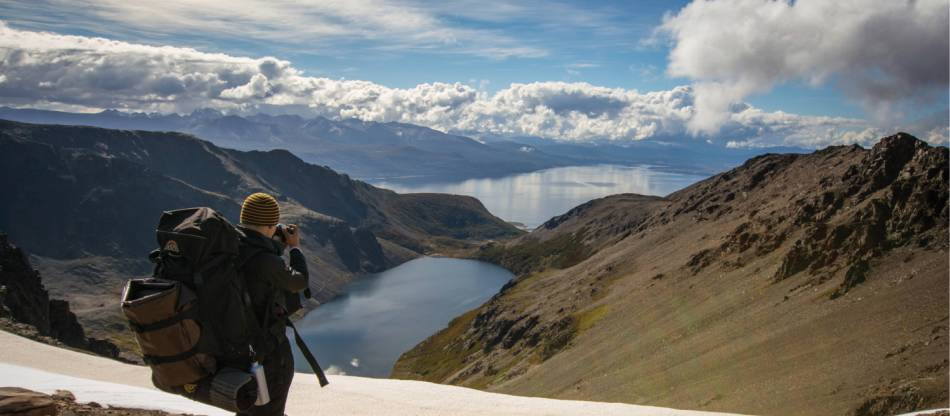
[
  {"x1": 1, "y1": 3, "x2": 947, "y2": 415},
  {"x1": 1, "y1": 118, "x2": 946, "y2": 415},
  {"x1": 392, "y1": 133, "x2": 950, "y2": 416},
  {"x1": 0, "y1": 119, "x2": 521, "y2": 355}
]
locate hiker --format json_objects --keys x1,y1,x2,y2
[
  {"x1": 236, "y1": 192, "x2": 309, "y2": 416},
  {"x1": 122, "y1": 196, "x2": 328, "y2": 414}
]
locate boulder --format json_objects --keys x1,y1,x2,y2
[{"x1": 0, "y1": 387, "x2": 57, "y2": 416}]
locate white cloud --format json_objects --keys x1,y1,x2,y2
[
  {"x1": 0, "y1": 22, "x2": 943, "y2": 148},
  {"x1": 5, "y1": 0, "x2": 555, "y2": 59},
  {"x1": 729, "y1": 127, "x2": 879, "y2": 149},
  {"x1": 220, "y1": 73, "x2": 272, "y2": 100},
  {"x1": 659, "y1": 0, "x2": 949, "y2": 134},
  {"x1": 729, "y1": 124, "x2": 948, "y2": 148}
]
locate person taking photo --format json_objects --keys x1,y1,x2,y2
[{"x1": 236, "y1": 192, "x2": 308, "y2": 416}]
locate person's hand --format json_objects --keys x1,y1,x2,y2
[{"x1": 283, "y1": 224, "x2": 301, "y2": 248}]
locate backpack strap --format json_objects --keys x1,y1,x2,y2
[
  {"x1": 237, "y1": 247, "x2": 281, "y2": 360},
  {"x1": 287, "y1": 319, "x2": 329, "y2": 387},
  {"x1": 142, "y1": 344, "x2": 201, "y2": 366},
  {"x1": 129, "y1": 307, "x2": 199, "y2": 333},
  {"x1": 192, "y1": 254, "x2": 231, "y2": 287},
  {"x1": 239, "y1": 243, "x2": 327, "y2": 387}
]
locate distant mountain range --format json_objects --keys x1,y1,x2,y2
[
  {"x1": 0, "y1": 107, "x2": 802, "y2": 182},
  {"x1": 0, "y1": 119, "x2": 521, "y2": 353},
  {"x1": 393, "y1": 133, "x2": 949, "y2": 416}
]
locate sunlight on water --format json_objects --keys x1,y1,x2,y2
[
  {"x1": 372, "y1": 164, "x2": 706, "y2": 229},
  {"x1": 291, "y1": 165, "x2": 704, "y2": 378}
]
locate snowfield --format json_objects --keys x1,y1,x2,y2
[
  {"x1": 0, "y1": 330, "x2": 742, "y2": 415},
  {"x1": 0, "y1": 331, "x2": 944, "y2": 416},
  {"x1": 0, "y1": 363, "x2": 230, "y2": 415}
]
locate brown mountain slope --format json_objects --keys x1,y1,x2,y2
[{"x1": 392, "y1": 133, "x2": 949, "y2": 416}]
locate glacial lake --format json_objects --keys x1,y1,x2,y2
[
  {"x1": 290, "y1": 257, "x2": 513, "y2": 377},
  {"x1": 371, "y1": 164, "x2": 707, "y2": 229},
  {"x1": 290, "y1": 164, "x2": 704, "y2": 378}
]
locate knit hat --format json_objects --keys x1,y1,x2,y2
[{"x1": 240, "y1": 192, "x2": 280, "y2": 226}]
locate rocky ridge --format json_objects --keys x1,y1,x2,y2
[
  {"x1": 393, "y1": 133, "x2": 949, "y2": 416},
  {"x1": 0, "y1": 233, "x2": 121, "y2": 360},
  {"x1": 0, "y1": 119, "x2": 521, "y2": 354}
]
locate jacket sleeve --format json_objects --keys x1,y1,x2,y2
[
  {"x1": 262, "y1": 250, "x2": 308, "y2": 294},
  {"x1": 289, "y1": 248, "x2": 313, "y2": 299}
]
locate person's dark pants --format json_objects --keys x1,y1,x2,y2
[{"x1": 238, "y1": 339, "x2": 295, "y2": 416}]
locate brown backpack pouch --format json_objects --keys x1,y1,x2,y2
[{"x1": 121, "y1": 278, "x2": 216, "y2": 390}]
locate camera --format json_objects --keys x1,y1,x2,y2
[{"x1": 274, "y1": 223, "x2": 296, "y2": 243}]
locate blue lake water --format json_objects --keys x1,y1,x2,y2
[
  {"x1": 291, "y1": 164, "x2": 704, "y2": 378},
  {"x1": 371, "y1": 164, "x2": 706, "y2": 229},
  {"x1": 291, "y1": 257, "x2": 513, "y2": 377}
]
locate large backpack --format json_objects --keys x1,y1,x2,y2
[{"x1": 121, "y1": 207, "x2": 261, "y2": 411}]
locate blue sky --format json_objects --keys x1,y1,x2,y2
[{"x1": 0, "y1": 0, "x2": 946, "y2": 147}]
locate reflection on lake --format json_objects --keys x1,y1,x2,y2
[
  {"x1": 290, "y1": 165, "x2": 704, "y2": 378},
  {"x1": 372, "y1": 164, "x2": 706, "y2": 229},
  {"x1": 291, "y1": 257, "x2": 513, "y2": 377}
]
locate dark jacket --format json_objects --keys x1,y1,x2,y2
[{"x1": 237, "y1": 226, "x2": 308, "y2": 353}]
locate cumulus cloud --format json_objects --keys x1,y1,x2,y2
[
  {"x1": 659, "y1": 0, "x2": 949, "y2": 134},
  {"x1": 1, "y1": 22, "x2": 942, "y2": 148},
  {"x1": 220, "y1": 73, "x2": 272, "y2": 100}
]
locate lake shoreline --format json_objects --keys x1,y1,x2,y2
[
  {"x1": 295, "y1": 163, "x2": 707, "y2": 378},
  {"x1": 292, "y1": 256, "x2": 514, "y2": 378}
]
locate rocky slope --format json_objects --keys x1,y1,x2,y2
[
  {"x1": 0, "y1": 233, "x2": 120, "y2": 360},
  {"x1": 0, "y1": 119, "x2": 521, "y2": 353},
  {"x1": 393, "y1": 133, "x2": 949, "y2": 416}
]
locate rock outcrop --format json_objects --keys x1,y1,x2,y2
[
  {"x1": 0, "y1": 232, "x2": 120, "y2": 359},
  {"x1": 0, "y1": 387, "x2": 56, "y2": 416},
  {"x1": 0, "y1": 387, "x2": 184, "y2": 416}
]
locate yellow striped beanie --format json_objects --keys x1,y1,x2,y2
[{"x1": 240, "y1": 192, "x2": 280, "y2": 226}]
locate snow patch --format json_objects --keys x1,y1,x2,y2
[
  {"x1": 896, "y1": 410, "x2": 950, "y2": 416},
  {"x1": 0, "y1": 363, "x2": 229, "y2": 416},
  {"x1": 0, "y1": 330, "x2": 744, "y2": 416}
]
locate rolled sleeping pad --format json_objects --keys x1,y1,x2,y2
[{"x1": 209, "y1": 367, "x2": 258, "y2": 412}]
